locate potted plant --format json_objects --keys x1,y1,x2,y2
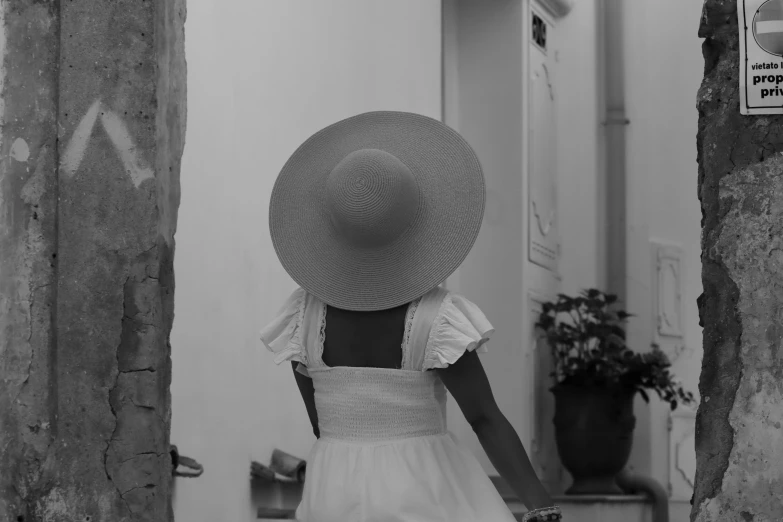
[{"x1": 535, "y1": 288, "x2": 696, "y2": 495}]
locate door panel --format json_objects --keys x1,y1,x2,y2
[
  {"x1": 528, "y1": 8, "x2": 560, "y2": 274},
  {"x1": 524, "y1": 1, "x2": 565, "y2": 493}
]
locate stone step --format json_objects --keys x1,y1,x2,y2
[
  {"x1": 257, "y1": 502, "x2": 526, "y2": 519},
  {"x1": 257, "y1": 476, "x2": 652, "y2": 521},
  {"x1": 257, "y1": 506, "x2": 297, "y2": 519},
  {"x1": 255, "y1": 478, "x2": 527, "y2": 519}
]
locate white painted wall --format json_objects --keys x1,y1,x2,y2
[
  {"x1": 553, "y1": 1, "x2": 602, "y2": 299},
  {"x1": 443, "y1": 0, "x2": 528, "y2": 475},
  {"x1": 628, "y1": 0, "x2": 704, "y2": 403},
  {"x1": 170, "y1": 1, "x2": 441, "y2": 520},
  {"x1": 622, "y1": 1, "x2": 704, "y2": 518}
]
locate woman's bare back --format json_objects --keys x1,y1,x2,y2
[{"x1": 321, "y1": 303, "x2": 409, "y2": 369}]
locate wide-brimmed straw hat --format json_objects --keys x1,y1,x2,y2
[{"x1": 269, "y1": 111, "x2": 485, "y2": 311}]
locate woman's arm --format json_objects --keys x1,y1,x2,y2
[
  {"x1": 436, "y1": 350, "x2": 553, "y2": 511},
  {"x1": 292, "y1": 362, "x2": 320, "y2": 439}
]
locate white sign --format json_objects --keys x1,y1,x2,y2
[{"x1": 739, "y1": 0, "x2": 783, "y2": 114}]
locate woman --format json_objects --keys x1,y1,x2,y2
[{"x1": 261, "y1": 111, "x2": 563, "y2": 522}]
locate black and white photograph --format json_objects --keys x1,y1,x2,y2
[{"x1": 0, "y1": 1, "x2": 780, "y2": 521}]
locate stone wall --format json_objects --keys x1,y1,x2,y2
[
  {"x1": 0, "y1": 1, "x2": 186, "y2": 520},
  {"x1": 695, "y1": 1, "x2": 783, "y2": 520}
]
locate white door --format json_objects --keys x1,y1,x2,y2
[{"x1": 524, "y1": 0, "x2": 565, "y2": 493}]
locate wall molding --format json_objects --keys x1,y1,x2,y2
[
  {"x1": 527, "y1": 290, "x2": 567, "y2": 493},
  {"x1": 651, "y1": 240, "x2": 689, "y2": 362},
  {"x1": 527, "y1": 13, "x2": 560, "y2": 275},
  {"x1": 668, "y1": 408, "x2": 697, "y2": 501}
]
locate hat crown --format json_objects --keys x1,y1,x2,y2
[{"x1": 326, "y1": 149, "x2": 420, "y2": 248}]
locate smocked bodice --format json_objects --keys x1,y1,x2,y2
[{"x1": 310, "y1": 367, "x2": 448, "y2": 442}]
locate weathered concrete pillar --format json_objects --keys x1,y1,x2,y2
[
  {"x1": 0, "y1": 1, "x2": 186, "y2": 521},
  {"x1": 694, "y1": 1, "x2": 783, "y2": 520}
]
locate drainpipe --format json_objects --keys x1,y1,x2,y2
[
  {"x1": 600, "y1": 0, "x2": 628, "y2": 300},
  {"x1": 599, "y1": 2, "x2": 668, "y2": 521},
  {"x1": 617, "y1": 468, "x2": 669, "y2": 522}
]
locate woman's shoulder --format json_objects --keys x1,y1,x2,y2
[
  {"x1": 421, "y1": 289, "x2": 495, "y2": 371},
  {"x1": 260, "y1": 286, "x2": 322, "y2": 367}
]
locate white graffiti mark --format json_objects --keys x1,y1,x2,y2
[
  {"x1": 61, "y1": 100, "x2": 154, "y2": 188},
  {"x1": 61, "y1": 100, "x2": 101, "y2": 176},
  {"x1": 10, "y1": 138, "x2": 30, "y2": 162},
  {"x1": 99, "y1": 109, "x2": 154, "y2": 188}
]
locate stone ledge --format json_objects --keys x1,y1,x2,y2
[
  {"x1": 257, "y1": 506, "x2": 296, "y2": 519},
  {"x1": 552, "y1": 494, "x2": 650, "y2": 504},
  {"x1": 255, "y1": 476, "x2": 652, "y2": 520},
  {"x1": 490, "y1": 475, "x2": 651, "y2": 504}
]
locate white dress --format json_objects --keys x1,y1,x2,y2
[{"x1": 260, "y1": 285, "x2": 518, "y2": 522}]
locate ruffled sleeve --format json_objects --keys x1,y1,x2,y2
[
  {"x1": 260, "y1": 288, "x2": 308, "y2": 370},
  {"x1": 422, "y1": 293, "x2": 495, "y2": 370}
]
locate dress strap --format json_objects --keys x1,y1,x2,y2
[
  {"x1": 296, "y1": 292, "x2": 326, "y2": 370},
  {"x1": 405, "y1": 286, "x2": 449, "y2": 371}
]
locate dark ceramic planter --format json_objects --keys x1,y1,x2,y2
[{"x1": 551, "y1": 383, "x2": 636, "y2": 495}]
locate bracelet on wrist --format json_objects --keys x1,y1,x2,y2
[{"x1": 521, "y1": 505, "x2": 562, "y2": 522}]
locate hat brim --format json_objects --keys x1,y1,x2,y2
[{"x1": 269, "y1": 111, "x2": 485, "y2": 311}]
